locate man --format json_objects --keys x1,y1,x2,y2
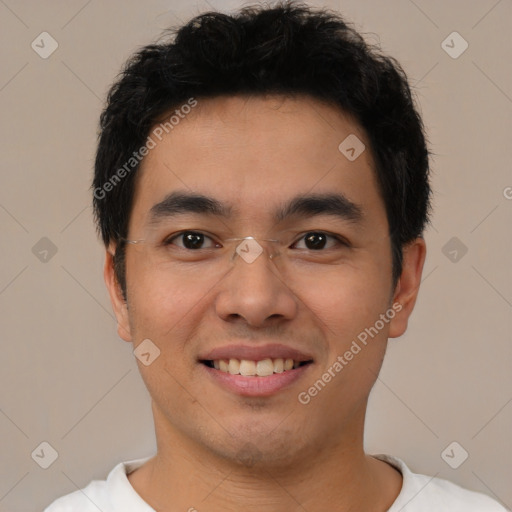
[{"x1": 45, "y1": 2, "x2": 506, "y2": 510}]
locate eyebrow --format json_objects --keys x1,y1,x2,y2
[{"x1": 146, "y1": 190, "x2": 364, "y2": 226}]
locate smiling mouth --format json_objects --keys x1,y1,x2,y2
[{"x1": 200, "y1": 358, "x2": 313, "y2": 377}]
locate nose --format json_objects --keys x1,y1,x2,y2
[{"x1": 214, "y1": 241, "x2": 298, "y2": 327}]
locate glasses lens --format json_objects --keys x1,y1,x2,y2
[{"x1": 123, "y1": 228, "x2": 347, "y2": 285}]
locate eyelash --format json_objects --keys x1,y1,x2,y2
[{"x1": 162, "y1": 230, "x2": 350, "y2": 250}]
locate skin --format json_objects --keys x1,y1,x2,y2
[{"x1": 104, "y1": 94, "x2": 426, "y2": 511}]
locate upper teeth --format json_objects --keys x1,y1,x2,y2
[{"x1": 213, "y1": 358, "x2": 299, "y2": 376}]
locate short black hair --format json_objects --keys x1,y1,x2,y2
[{"x1": 93, "y1": 1, "x2": 431, "y2": 299}]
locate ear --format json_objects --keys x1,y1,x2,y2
[
  {"x1": 104, "y1": 244, "x2": 132, "y2": 342},
  {"x1": 388, "y1": 237, "x2": 427, "y2": 338}
]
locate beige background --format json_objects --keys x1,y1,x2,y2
[{"x1": 0, "y1": 0, "x2": 510, "y2": 510}]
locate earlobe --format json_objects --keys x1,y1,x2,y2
[
  {"x1": 104, "y1": 245, "x2": 132, "y2": 343},
  {"x1": 388, "y1": 238, "x2": 427, "y2": 338}
]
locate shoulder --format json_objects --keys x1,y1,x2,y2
[
  {"x1": 374, "y1": 454, "x2": 507, "y2": 512},
  {"x1": 43, "y1": 458, "x2": 153, "y2": 512},
  {"x1": 43, "y1": 479, "x2": 109, "y2": 512}
]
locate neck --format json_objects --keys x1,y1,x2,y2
[{"x1": 128, "y1": 404, "x2": 402, "y2": 512}]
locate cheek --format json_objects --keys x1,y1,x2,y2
[
  {"x1": 126, "y1": 270, "x2": 207, "y2": 400},
  {"x1": 125, "y1": 269, "x2": 214, "y2": 395},
  {"x1": 299, "y1": 261, "x2": 392, "y2": 337},
  {"x1": 126, "y1": 260, "x2": 208, "y2": 333},
  {"x1": 298, "y1": 271, "x2": 391, "y2": 421}
]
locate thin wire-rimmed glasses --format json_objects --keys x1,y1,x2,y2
[{"x1": 118, "y1": 229, "x2": 349, "y2": 284}]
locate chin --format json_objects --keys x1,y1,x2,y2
[{"x1": 209, "y1": 424, "x2": 309, "y2": 471}]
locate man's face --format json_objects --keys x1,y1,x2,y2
[{"x1": 107, "y1": 95, "x2": 415, "y2": 468}]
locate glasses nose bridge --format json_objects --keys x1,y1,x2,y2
[{"x1": 226, "y1": 236, "x2": 282, "y2": 265}]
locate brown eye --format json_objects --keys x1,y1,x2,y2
[
  {"x1": 165, "y1": 231, "x2": 219, "y2": 250},
  {"x1": 303, "y1": 232, "x2": 327, "y2": 250},
  {"x1": 293, "y1": 232, "x2": 347, "y2": 251}
]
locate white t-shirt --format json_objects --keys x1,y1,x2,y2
[{"x1": 44, "y1": 454, "x2": 507, "y2": 511}]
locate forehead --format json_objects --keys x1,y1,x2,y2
[{"x1": 129, "y1": 94, "x2": 385, "y2": 232}]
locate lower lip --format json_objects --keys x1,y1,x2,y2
[{"x1": 200, "y1": 363, "x2": 312, "y2": 397}]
